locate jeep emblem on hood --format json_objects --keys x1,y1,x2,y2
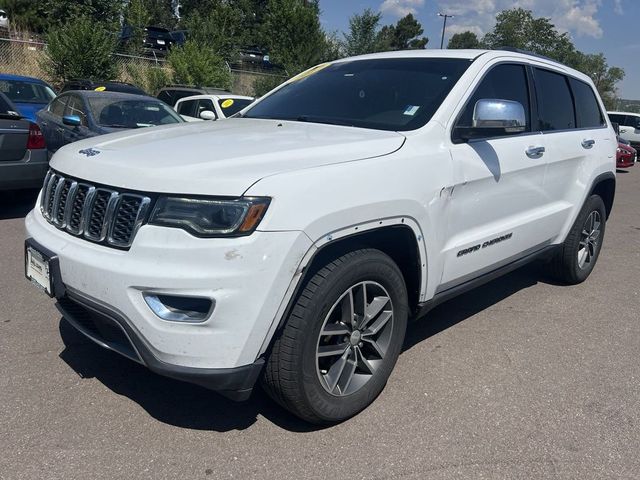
[{"x1": 79, "y1": 148, "x2": 100, "y2": 157}]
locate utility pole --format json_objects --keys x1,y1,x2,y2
[{"x1": 438, "y1": 13, "x2": 454, "y2": 49}]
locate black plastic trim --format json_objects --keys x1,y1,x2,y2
[
  {"x1": 57, "y1": 287, "x2": 264, "y2": 401},
  {"x1": 416, "y1": 244, "x2": 557, "y2": 318}
]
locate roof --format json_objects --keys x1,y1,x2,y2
[
  {"x1": 0, "y1": 73, "x2": 53, "y2": 85},
  {"x1": 62, "y1": 90, "x2": 157, "y2": 101},
  {"x1": 333, "y1": 48, "x2": 590, "y2": 84},
  {"x1": 178, "y1": 94, "x2": 254, "y2": 102},
  {"x1": 607, "y1": 111, "x2": 640, "y2": 116}
]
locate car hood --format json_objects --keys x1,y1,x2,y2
[{"x1": 50, "y1": 118, "x2": 406, "y2": 196}]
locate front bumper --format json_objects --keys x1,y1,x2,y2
[
  {"x1": 56, "y1": 288, "x2": 264, "y2": 400},
  {"x1": 25, "y1": 206, "x2": 312, "y2": 396}
]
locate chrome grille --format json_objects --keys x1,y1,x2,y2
[{"x1": 40, "y1": 171, "x2": 151, "y2": 248}]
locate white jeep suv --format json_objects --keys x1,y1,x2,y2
[{"x1": 25, "y1": 50, "x2": 616, "y2": 424}]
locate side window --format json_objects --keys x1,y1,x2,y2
[
  {"x1": 177, "y1": 99, "x2": 198, "y2": 117},
  {"x1": 457, "y1": 63, "x2": 531, "y2": 132},
  {"x1": 49, "y1": 96, "x2": 67, "y2": 117},
  {"x1": 608, "y1": 113, "x2": 624, "y2": 125},
  {"x1": 64, "y1": 95, "x2": 88, "y2": 126},
  {"x1": 534, "y1": 68, "x2": 575, "y2": 131},
  {"x1": 624, "y1": 115, "x2": 640, "y2": 128},
  {"x1": 569, "y1": 78, "x2": 604, "y2": 128},
  {"x1": 198, "y1": 99, "x2": 215, "y2": 115}
]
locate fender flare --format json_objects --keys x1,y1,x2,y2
[{"x1": 257, "y1": 216, "x2": 428, "y2": 357}]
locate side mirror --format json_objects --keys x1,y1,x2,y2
[
  {"x1": 62, "y1": 114, "x2": 81, "y2": 127},
  {"x1": 454, "y1": 99, "x2": 526, "y2": 142},
  {"x1": 199, "y1": 110, "x2": 216, "y2": 121}
]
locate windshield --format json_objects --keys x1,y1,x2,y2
[
  {"x1": 88, "y1": 97, "x2": 182, "y2": 128},
  {"x1": 0, "y1": 79, "x2": 55, "y2": 104},
  {"x1": 219, "y1": 98, "x2": 253, "y2": 116},
  {"x1": 244, "y1": 58, "x2": 471, "y2": 131}
]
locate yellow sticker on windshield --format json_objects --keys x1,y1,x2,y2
[
  {"x1": 289, "y1": 62, "x2": 331, "y2": 83},
  {"x1": 221, "y1": 99, "x2": 234, "y2": 108},
  {"x1": 94, "y1": 86, "x2": 106, "y2": 92}
]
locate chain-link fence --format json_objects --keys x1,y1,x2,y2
[{"x1": 0, "y1": 37, "x2": 287, "y2": 96}]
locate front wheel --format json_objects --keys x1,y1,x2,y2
[
  {"x1": 262, "y1": 249, "x2": 408, "y2": 424},
  {"x1": 549, "y1": 195, "x2": 606, "y2": 284}
]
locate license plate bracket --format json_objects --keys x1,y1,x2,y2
[{"x1": 25, "y1": 243, "x2": 54, "y2": 297}]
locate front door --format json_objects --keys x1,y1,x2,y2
[{"x1": 441, "y1": 62, "x2": 549, "y2": 290}]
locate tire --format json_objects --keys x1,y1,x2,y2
[
  {"x1": 549, "y1": 195, "x2": 606, "y2": 284},
  {"x1": 262, "y1": 248, "x2": 409, "y2": 424}
]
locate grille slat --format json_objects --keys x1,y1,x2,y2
[{"x1": 40, "y1": 170, "x2": 150, "y2": 249}]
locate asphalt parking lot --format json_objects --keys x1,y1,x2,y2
[{"x1": 1, "y1": 169, "x2": 639, "y2": 480}]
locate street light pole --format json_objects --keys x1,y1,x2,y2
[{"x1": 438, "y1": 13, "x2": 454, "y2": 49}]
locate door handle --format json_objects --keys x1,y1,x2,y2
[
  {"x1": 620, "y1": 129, "x2": 627, "y2": 133},
  {"x1": 56, "y1": 127, "x2": 65, "y2": 133},
  {"x1": 526, "y1": 145, "x2": 545, "y2": 158},
  {"x1": 581, "y1": 139, "x2": 595, "y2": 149},
  {"x1": 40, "y1": 121, "x2": 48, "y2": 127}
]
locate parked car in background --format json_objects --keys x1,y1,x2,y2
[
  {"x1": 120, "y1": 25, "x2": 174, "y2": 57},
  {"x1": 157, "y1": 85, "x2": 232, "y2": 107},
  {"x1": 0, "y1": 9, "x2": 9, "y2": 29},
  {"x1": 616, "y1": 138, "x2": 636, "y2": 168},
  {"x1": 0, "y1": 92, "x2": 47, "y2": 191},
  {"x1": 36, "y1": 91, "x2": 183, "y2": 154},
  {"x1": 175, "y1": 94, "x2": 254, "y2": 121},
  {"x1": 61, "y1": 79, "x2": 147, "y2": 96},
  {"x1": 238, "y1": 46, "x2": 271, "y2": 66},
  {"x1": 170, "y1": 30, "x2": 188, "y2": 46},
  {"x1": 607, "y1": 111, "x2": 640, "y2": 148},
  {"x1": 0, "y1": 74, "x2": 56, "y2": 122}
]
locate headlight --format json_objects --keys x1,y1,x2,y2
[
  {"x1": 149, "y1": 196, "x2": 270, "y2": 237},
  {"x1": 617, "y1": 147, "x2": 623, "y2": 153}
]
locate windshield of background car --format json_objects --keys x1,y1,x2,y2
[
  {"x1": 0, "y1": 93, "x2": 19, "y2": 117},
  {"x1": 219, "y1": 98, "x2": 253, "y2": 116},
  {"x1": 0, "y1": 80, "x2": 55, "y2": 104},
  {"x1": 244, "y1": 58, "x2": 471, "y2": 131},
  {"x1": 88, "y1": 97, "x2": 182, "y2": 128}
]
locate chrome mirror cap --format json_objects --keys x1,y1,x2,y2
[{"x1": 473, "y1": 99, "x2": 526, "y2": 132}]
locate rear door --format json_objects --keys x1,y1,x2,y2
[
  {"x1": 443, "y1": 62, "x2": 549, "y2": 288},
  {"x1": 533, "y1": 68, "x2": 613, "y2": 236}
]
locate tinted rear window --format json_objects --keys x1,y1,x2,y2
[
  {"x1": 534, "y1": 68, "x2": 575, "y2": 131},
  {"x1": 218, "y1": 98, "x2": 253, "y2": 116},
  {"x1": 244, "y1": 58, "x2": 471, "y2": 131},
  {"x1": 0, "y1": 79, "x2": 55, "y2": 104},
  {"x1": 569, "y1": 78, "x2": 604, "y2": 128}
]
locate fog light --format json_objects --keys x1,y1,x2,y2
[{"x1": 143, "y1": 293, "x2": 214, "y2": 323}]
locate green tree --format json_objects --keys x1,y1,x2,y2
[
  {"x1": 483, "y1": 8, "x2": 625, "y2": 109},
  {"x1": 182, "y1": 7, "x2": 244, "y2": 61},
  {"x1": 376, "y1": 14, "x2": 428, "y2": 51},
  {"x1": 343, "y1": 8, "x2": 381, "y2": 56},
  {"x1": 42, "y1": 16, "x2": 117, "y2": 84},
  {"x1": 145, "y1": 0, "x2": 175, "y2": 28},
  {"x1": 0, "y1": 0, "x2": 47, "y2": 33},
  {"x1": 260, "y1": 0, "x2": 327, "y2": 74},
  {"x1": 575, "y1": 52, "x2": 625, "y2": 109},
  {"x1": 482, "y1": 8, "x2": 576, "y2": 60},
  {"x1": 123, "y1": 0, "x2": 151, "y2": 54},
  {"x1": 45, "y1": 0, "x2": 124, "y2": 28},
  {"x1": 447, "y1": 31, "x2": 481, "y2": 49},
  {"x1": 167, "y1": 40, "x2": 231, "y2": 88}
]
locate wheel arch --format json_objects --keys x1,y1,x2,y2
[
  {"x1": 258, "y1": 218, "x2": 428, "y2": 357},
  {"x1": 589, "y1": 171, "x2": 616, "y2": 219}
]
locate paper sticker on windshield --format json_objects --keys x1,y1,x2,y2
[
  {"x1": 94, "y1": 86, "x2": 107, "y2": 92},
  {"x1": 221, "y1": 99, "x2": 234, "y2": 109},
  {"x1": 403, "y1": 105, "x2": 419, "y2": 116},
  {"x1": 290, "y1": 62, "x2": 331, "y2": 83}
]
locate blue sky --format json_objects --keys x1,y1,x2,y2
[{"x1": 319, "y1": 0, "x2": 640, "y2": 99}]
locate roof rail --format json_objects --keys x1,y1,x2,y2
[{"x1": 497, "y1": 47, "x2": 561, "y2": 64}]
